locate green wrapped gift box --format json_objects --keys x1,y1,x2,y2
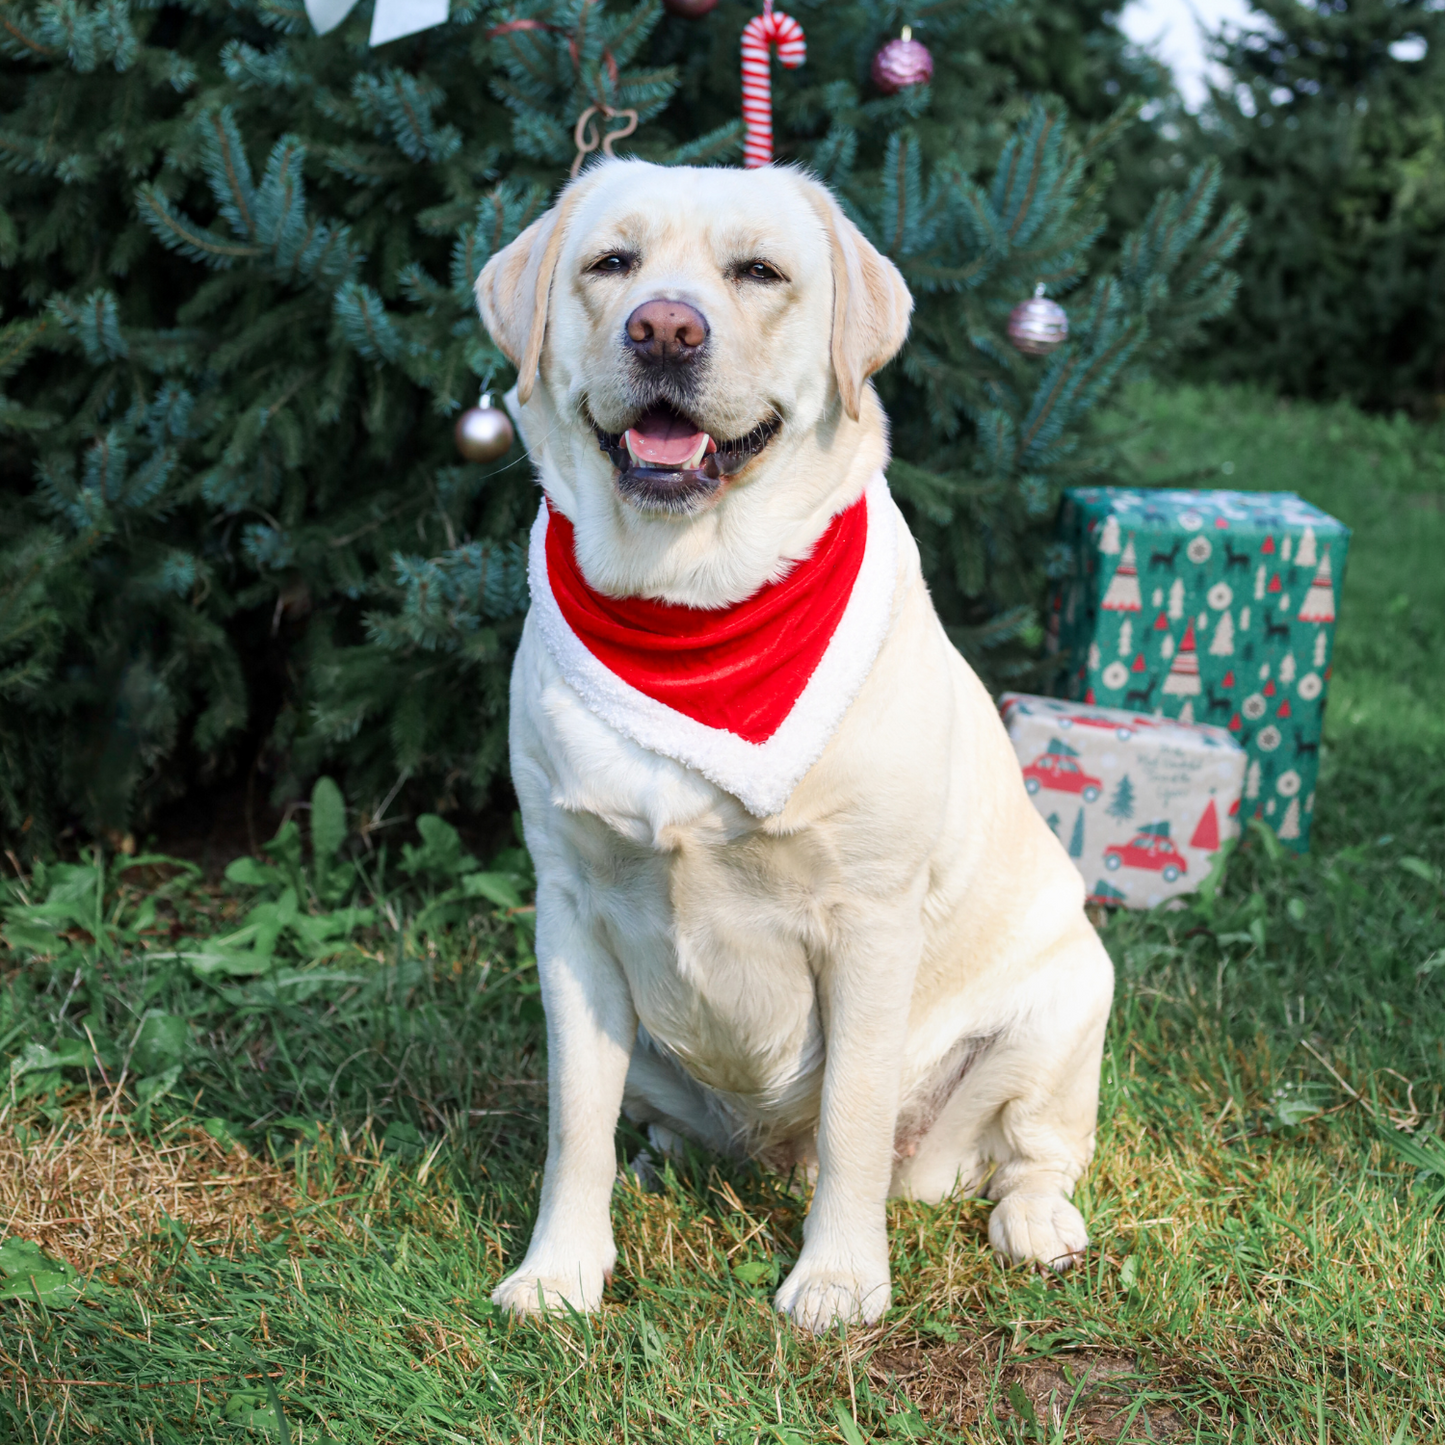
[{"x1": 1048, "y1": 489, "x2": 1350, "y2": 851}]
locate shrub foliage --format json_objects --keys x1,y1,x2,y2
[{"x1": 1196, "y1": 0, "x2": 1445, "y2": 411}]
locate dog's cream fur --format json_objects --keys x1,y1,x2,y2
[{"x1": 475, "y1": 159, "x2": 1114, "y2": 1334}]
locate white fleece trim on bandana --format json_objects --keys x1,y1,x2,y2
[{"x1": 527, "y1": 472, "x2": 900, "y2": 817}]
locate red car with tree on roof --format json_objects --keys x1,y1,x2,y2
[
  {"x1": 1103, "y1": 821, "x2": 1189, "y2": 884},
  {"x1": 1022, "y1": 739, "x2": 1103, "y2": 802}
]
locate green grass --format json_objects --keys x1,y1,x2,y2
[{"x1": 2, "y1": 382, "x2": 1444, "y2": 1442}]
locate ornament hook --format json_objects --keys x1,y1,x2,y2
[{"x1": 571, "y1": 104, "x2": 640, "y2": 177}]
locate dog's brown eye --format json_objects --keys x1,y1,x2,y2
[
  {"x1": 740, "y1": 260, "x2": 783, "y2": 283},
  {"x1": 591, "y1": 253, "x2": 633, "y2": 275}
]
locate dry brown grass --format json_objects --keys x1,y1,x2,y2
[
  {"x1": 0, "y1": 1092, "x2": 303, "y2": 1281},
  {"x1": 867, "y1": 1340, "x2": 1184, "y2": 1440}
]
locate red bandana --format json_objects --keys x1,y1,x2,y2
[{"x1": 544, "y1": 496, "x2": 868, "y2": 744}]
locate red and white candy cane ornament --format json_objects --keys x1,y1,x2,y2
[{"x1": 740, "y1": 0, "x2": 805, "y2": 168}]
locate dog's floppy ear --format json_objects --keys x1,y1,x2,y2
[
  {"x1": 475, "y1": 180, "x2": 591, "y2": 406},
  {"x1": 801, "y1": 180, "x2": 914, "y2": 422}
]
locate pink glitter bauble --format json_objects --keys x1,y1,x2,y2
[
  {"x1": 1007, "y1": 287, "x2": 1069, "y2": 356},
  {"x1": 870, "y1": 35, "x2": 934, "y2": 94}
]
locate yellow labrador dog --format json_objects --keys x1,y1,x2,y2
[{"x1": 475, "y1": 158, "x2": 1113, "y2": 1334}]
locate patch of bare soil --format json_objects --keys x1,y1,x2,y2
[{"x1": 868, "y1": 1337, "x2": 1185, "y2": 1441}]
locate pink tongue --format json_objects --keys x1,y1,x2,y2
[{"x1": 625, "y1": 408, "x2": 712, "y2": 467}]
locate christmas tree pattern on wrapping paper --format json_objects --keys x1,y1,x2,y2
[
  {"x1": 1101, "y1": 537, "x2": 1143, "y2": 612},
  {"x1": 1048, "y1": 489, "x2": 1350, "y2": 852}
]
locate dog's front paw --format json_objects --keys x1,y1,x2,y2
[
  {"x1": 491, "y1": 1258, "x2": 608, "y2": 1318},
  {"x1": 988, "y1": 1192, "x2": 1088, "y2": 1270},
  {"x1": 775, "y1": 1258, "x2": 891, "y2": 1334}
]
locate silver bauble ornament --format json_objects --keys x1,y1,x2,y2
[
  {"x1": 455, "y1": 392, "x2": 515, "y2": 463},
  {"x1": 1008, "y1": 284, "x2": 1069, "y2": 356},
  {"x1": 871, "y1": 26, "x2": 933, "y2": 94}
]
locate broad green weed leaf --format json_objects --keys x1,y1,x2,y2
[
  {"x1": 1270, "y1": 1081, "x2": 1332, "y2": 1129},
  {"x1": 1008, "y1": 1382, "x2": 1040, "y2": 1428},
  {"x1": 225, "y1": 856, "x2": 277, "y2": 889},
  {"x1": 247, "y1": 888, "x2": 299, "y2": 957},
  {"x1": 887, "y1": 1403, "x2": 929, "y2": 1438},
  {"x1": 170, "y1": 946, "x2": 274, "y2": 978},
  {"x1": 0, "y1": 1269, "x2": 77, "y2": 1303},
  {"x1": 1400, "y1": 856, "x2": 1440, "y2": 885},
  {"x1": 224, "y1": 1391, "x2": 283, "y2": 1435},
  {"x1": 731, "y1": 1259, "x2": 773, "y2": 1287},
  {"x1": 135, "y1": 1064, "x2": 181, "y2": 1106},
  {"x1": 401, "y1": 814, "x2": 477, "y2": 880},
  {"x1": 310, "y1": 776, "x2": 346, "y2": 862},
  {"x1": 460, "y1": 871, "x2": 524, "y2": 909},
  {"x1": 1, "y1": 919, "x2": 65, "y2": 956},
  {"x1": 0, "y1": 1237, "x2": 80, "y2": 1304},
  {"x1": 202, "y1": 1118, "x2": 241, "y2": 1150},
  {"x1": 310, "y1": 775, "x2": 351, "y2": 903},
  {"x1": 133, "y1": 1012, "x2": 187, "y2": 1072},
  {"x1": 51, "y1": 1038, "x2": 95, "y2": 1069},
  {"x1": 10, "y1": 1042, "x2": 67, "y2": 1079},
  {"x1": 263, "y1": 820, "x2": 306, "y2": 895},
  {"x1": 288, "y1": 906, "x2": 375, "y2": 953}
]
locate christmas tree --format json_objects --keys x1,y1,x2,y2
[
  {"x1": 0, "y1": 0, "x2": 1241, "y2": 852},
  {"x1": 1106, "y1": 772, "x2": 1135, "y2": 820}
]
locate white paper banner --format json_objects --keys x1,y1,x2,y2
[{"x1": 304, "y1": 0, "x2": 449, "y2": 44}]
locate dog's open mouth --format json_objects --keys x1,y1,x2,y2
[{"x1": 593, "y1": 402, "x2": 780, "y2": 514}]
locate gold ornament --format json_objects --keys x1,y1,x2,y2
[{"x1": 454, "y1": 392, "x2": 515, "y2": 463}]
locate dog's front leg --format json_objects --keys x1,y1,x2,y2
[
  {"x1": 775, "y1": 915, "x2": 919, "y2": 1334},
  {"x1": 492, "y1": 883, "x2": 636, "y2": 1318}
]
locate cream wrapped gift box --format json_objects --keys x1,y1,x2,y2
[{"x1": 1000, "y1": 692, "x2": 1247, "y2": 909}]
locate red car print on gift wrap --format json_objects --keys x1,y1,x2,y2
[
  {"x1": 1022, "y1": 739, "x2": 1103, "y2": 802},
  {"x1": 1055, "y1": 713, "x2": 1149, "y2": 741},
  {"x1": 1104, "y1": 821, "x2": 1190, "y2": 885}
]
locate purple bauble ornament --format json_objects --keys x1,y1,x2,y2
[
  {"x1": 1008, "y1": 284, "x2": 1069, "y2": 356},
  {"x1": 871, "y1": 26, "x2": 933, "y2": 95},
  {"x1": 455, "y1": 393, "x2": 515, "y2": 463},
  {"x1": 662, "y1": 0, "x2": 717, "y2": 15}
]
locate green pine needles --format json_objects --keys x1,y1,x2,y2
[
  {"x1": 1194, "y1": 0, "x2": 1445, "y2": 411},
  {"x1": 0, "y1": 0, "x2": 1241, "y2": 851}
]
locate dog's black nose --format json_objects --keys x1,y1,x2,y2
[{"x1": 625, "y1": 298, "x2": 709, "y2": 362}]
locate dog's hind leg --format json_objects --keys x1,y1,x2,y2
[
  {"x1": 621, "y1": 1027, "x2": 745, "y2": 1160},
  {"x1": 891, "y1": 920, "x2": 1113, "y2": 1269}
]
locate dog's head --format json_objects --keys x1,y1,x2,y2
[{"x1": 476, "y1": 160, "x2": 911, "y2": 602}]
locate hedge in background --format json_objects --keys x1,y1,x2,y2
[{"x1": 1195, "y1": 0, "x2": 1445, "y2": 412}]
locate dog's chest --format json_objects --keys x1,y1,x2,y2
[{"x1": 517, "y1": 636, "x2": 827, "y2": 1110}]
